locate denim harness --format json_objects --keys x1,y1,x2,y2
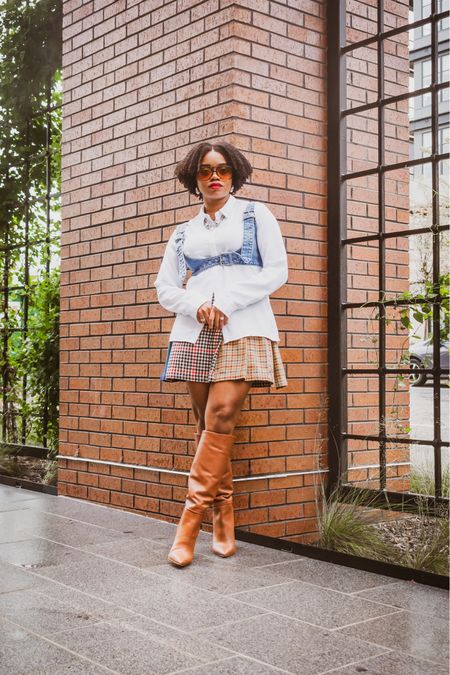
[{"x1": 174, "y1": 201, "x2": 262, "y2": 281}]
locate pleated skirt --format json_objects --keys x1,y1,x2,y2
[{"x1": 161, "y1": 325, "x2": 287, "y2": 389}]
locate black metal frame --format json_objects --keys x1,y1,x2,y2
[
  {"x1": 327, "y1": 0, "x2": 450, "y2": 508},
  {"x1": 0, "y1": 84, "x2": 60, "y2": 454}
]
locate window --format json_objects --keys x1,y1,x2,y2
[
  {"x1": 327, "y1": 0, "x2": 450, "y2": 507},
  {"x1": 439, "y1": 53, "x2": 450, "y2": 101}
]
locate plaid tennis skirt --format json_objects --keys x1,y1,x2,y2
[{"x1": 161, "y1": 325, "x2": 287, "y2": 388}]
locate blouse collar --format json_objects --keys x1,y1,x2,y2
[{"x1": 198, "y1": 194, "x2": 236, "y2": 224}]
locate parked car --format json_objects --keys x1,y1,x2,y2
[{"x1": 409, "y1": 338, "x2": 449, "y2": 386}]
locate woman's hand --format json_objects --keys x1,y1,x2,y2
[{"x1": 196, "y1": 302, "x2": 228, "y2": 329}]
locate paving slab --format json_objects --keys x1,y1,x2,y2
[
  {"x1": 0, "y1": 485, "x2": 53, "y2": 505},
  {"x1": 353, "y1": 578, "x2": 449, "y2": 619},
  {"x1": 0, "y1": 508, "x2": 138, "y2": 548},
  {"x1": 4, "y1": 572, "x2": 135, "y2": 622},
  {"x1": 0, "y1": 587, "x2": 131, "y2": 636},
  {"x1": 194, "y1": 537, "x2": 300, "y2": 566},
  {"x1": 255, "y1": 557, "x2": 399, "y2": 593},
  {"x1": 0, "y1": 507, "x2": 54, "y2": 543},
  {"x1": 320, "y1": 650, "x2": 449, "y2": 675},
  {"x1": 168, "y1": 655, "x2": 292, "y2": 673},
  {"x1": 106, "y1": 573, "x2": 269, "y2": 632},
  {"x1": 48, "y1": 619, "x2": 207, "y2": 675},
  {"x1": 28, "y1": 496, "x2": 177, "y2": 540},
  {"x1": 0, "y1": 617, "x2": 109, "y2": 674},
  {"x1": 0, "y1": 484, "x2": 447, "y2": 675},
  {"x1": 194, "y1": 612, "x2": 389, "y2": 674},
  {"x1": 81, "y1": 536, "x2": 172, "y2": 568},
  {"x1": 146, "y1": 553, "x2": 298, "y2": 595},
  {"x1": 0, "y1": 559, "x2": 38, "y2": 593},
  {"x1": 0, "y1": 537, "x2": 100, "y2": 570},
  {"x1": 228, "y1": 579, "x2": 400, "y2": 630},
  {"x1": 335, "y1": 609, "x2": 449, "y2": 665},
  {"x1": 110, "y1": 613, "x2": 233, "y2": 663}
]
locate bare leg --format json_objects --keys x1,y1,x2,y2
[
  {"x1": 205, "y1": 380, "x2": 251, "y2": 435},
  {"x1": 187, "y1": 382, "x2": 210, "y2": 434}
]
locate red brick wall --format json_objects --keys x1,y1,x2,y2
[
  {"x1": 59, "y1": 0, "x2": 411, "y2": 542},
  {"x1": 59, "y1": 0, "x2": 328, "y2": 543}
]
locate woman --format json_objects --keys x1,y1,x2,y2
[{"x1": 154, "y1": 141, "x2": 288, "y2": 567}]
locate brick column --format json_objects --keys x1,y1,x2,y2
[{"x1": 59, "y1": 0, "x2": 328, "y2": 543}]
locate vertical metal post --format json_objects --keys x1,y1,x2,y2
[
  {"x1": 327, "y1": 0, "x2": 347, "y2": 495},
  {"x1": 377, "y1": 2, "x2": 387, "y2": 490},
  {"x1": 431, "y1": 0, "x2": 443, "y2": 497},
  {"x1": 21, "y1": 120, "x2": 30, "y2": 445}
]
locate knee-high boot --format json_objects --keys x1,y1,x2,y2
[
  {"x1": 168, "y1": 430, "x2": 235, "y2": 567},
  {"x1": 195, "y1": 432, "x2": 237, "y2": 557}
]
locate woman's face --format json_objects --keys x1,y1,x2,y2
[{"x1": 196, "y1": 150, "x2": 233, "y2": 202}]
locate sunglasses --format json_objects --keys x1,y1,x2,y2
[{"x1": 196, "y1": 164, "x2": 233, "y2": 181}]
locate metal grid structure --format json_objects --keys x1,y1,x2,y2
[
  {"x1": 0, "y1": 83, "x2": 61, "y2": 454},
  {"x1": 327, "y1": 0, "x2": 449, "y2": 508}
]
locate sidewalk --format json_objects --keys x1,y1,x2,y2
[{"x1": 0, "y1": 483, "x2": 448, "y2": 675}]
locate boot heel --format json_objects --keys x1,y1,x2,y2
[
  {"x1": 212, "y1": 500, "x2": 237, "y2": 557},
  {"x1": 168, "y1": 508, "x2": 203, "y2": 567}
]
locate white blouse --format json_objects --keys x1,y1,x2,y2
[{"x1": 154, "y1": 194, "x2": 288, "y2": 344}]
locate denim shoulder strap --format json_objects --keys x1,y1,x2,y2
[
  {"x1": 174, "y1": 222, "x2": 188, "y2": 282},
  {"x1": 240, "y1": 201, "x2": 256, "y2": 263}
]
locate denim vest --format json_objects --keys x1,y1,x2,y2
[{"x1": 174, "y1": 201, "x2": 263, "y2": 282}]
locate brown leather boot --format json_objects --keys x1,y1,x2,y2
[
  {"x1": 212, "y1": 459, "x2": 237, "y2": 557},
  {"x1": 195, "y1": 432, "x2": 237, "y2": 558},
  {"x1": 168, "y1": 430, "x2": 235, "y2": 567}
]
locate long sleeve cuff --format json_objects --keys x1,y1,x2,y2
[{"x1": 184, "y1": 291, "x2": 211, "y2": 319}]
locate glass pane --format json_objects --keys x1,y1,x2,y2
[
  {"x1": 346, "y1": 306, "x2": 379, "y2": 370},
  {"x1": 410, "y1": 0, "x2": 432, "y2": 21},
  {"x1": 384, "y1": 97, "x2": 411, "y2": 166},
  {"x1": 345, "y1": 374, "x2": 412, "y2": 440},
  {"x1": 345, "y1": 240, "x2": 379, "y2": 304},
  {"x1": 344, "y1": 43, "x2": 378, "y2": 110},
  {"x1": 345, "y1": 0, "x2": 378, "y2": 46},
  {"x1": 439, "y1": 55, "x2": 450, "y2": 88},
  {"x1": 438, "y1": 92, "x2": 450, "y2": 154},
  {"x1": 383, "y1": 29, "x2": 411, "y2": 100},
  {"x1": 385, "y1": 230, "x2": 435, "y2": 300},
  {"x1": 347, "y1": 373, "x2": 380, "y2": 437},
  {"x1": 345, "y1": 173, "x2": 379, "y2": 240},
  {"x1": 27, "y1": 242, "x2": 58, "y2": 286},
  {"x1": 408, "y1": 333, "x2": 450, "y2": 381},
  {"x1": 346, "y1": 438, "x2": 383, "y2": 489},
  {"x1": 410, "y1": 446, "x2": 435, "y2": 492},
  {"x1": 385, "y1": 441, "x2": 412, "y2": 493},
  {"x1": 442, "y1": 390, "x2": 449, "y2": 443},
  {"x1": 397, "y1": 311, "x2": 435, "y2": 377},
  {"x1": 346, "y1": 108, "x2": 379, "y2": 174},
  {"x1": 346, "y1": 439, "x2": 413, "y2": 492},
  {"x1": 411, "y1": 2, "x2": 432, "y2": 42},
  {"x1": 385, "y1": 237, "x2": 409, "y2": 301},
  {"x1": 384, "y1": 0, "x2": 412, "y2": 32},
  {"x1": 384, "y1": 167, "x2": 410, "y2": 233},
  {"x1": 384, "y1": 308, "x2": 414, "y2": 373},
  {"x1": 6, "y1": 288, "x2": 25, "y2": 330},
  {"x1": 385, "y1": 374, "x2": 412, "y2": 439},
  {"x1": 438, "y1": 160, "x2": 449, "y2": 225},
  {"x1": 438, "y1": 0, "x2": 450, "y2": 32},
  {"x1": 410, "y1": 446, "x2": 449, "y2": 497}
]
